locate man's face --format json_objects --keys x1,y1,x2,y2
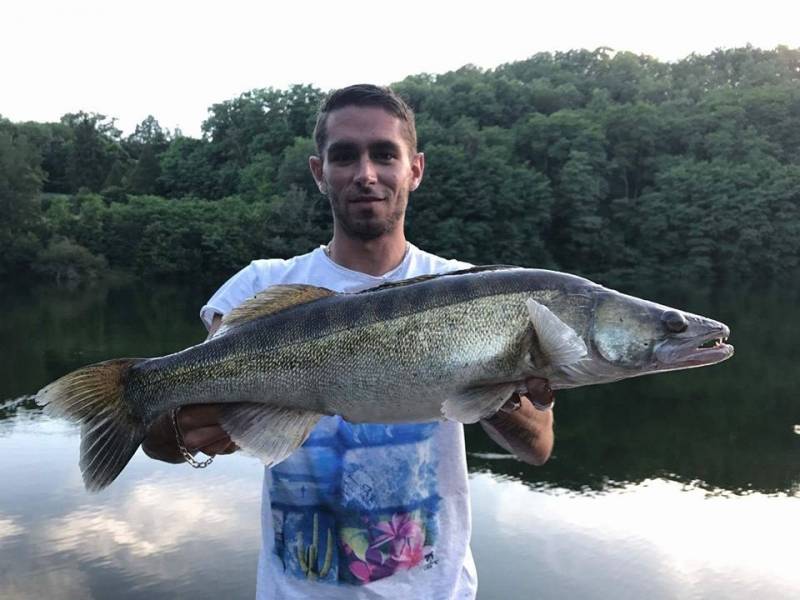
[{"x1": 309, "y1": 106, "x2": 424, "y2": 241}]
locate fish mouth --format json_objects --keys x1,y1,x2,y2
[{"x1": 654, "y1": 323, "x2": 734, "y2": 369}]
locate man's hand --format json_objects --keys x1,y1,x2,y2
[
  {"x1": 142, "y1": 404, "x2": 238, "y2": 464},
  {"x1": 142, "y1": 313, "x2": 238, "y2": 465},
  {"x1": 480, "y1": 377, "x2": 555, "y2": 465}
]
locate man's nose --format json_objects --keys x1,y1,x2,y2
[{"x1": 354, "y1": 157, "x2": 378, "y2": 185}]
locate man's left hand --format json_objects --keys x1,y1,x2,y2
[{"x1": 481, "y1": 376, "x2": 555, "y2": 465}]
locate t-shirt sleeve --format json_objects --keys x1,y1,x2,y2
[
  {"x1": 433, "y1": 257, "x2": 474, "y2": 274},
  {"x1": 447, "y1": 258, "x2": 474, "y2": 272},
  {"x1": 199, "y1": 261, "x2": 264, "y2": 330}
]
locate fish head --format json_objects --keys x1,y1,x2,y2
[{"x1": 589, "y1": 290, "x2": 734, "y2": 376}]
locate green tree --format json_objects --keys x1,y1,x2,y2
[
  {"x1": 201, "y1": 85, "x2": 324, "y2": 195},
  {"x1": 158, "y1": 136, "x2": 218, "y2": 198},
  {"x1": 7, "y1": 45, "x2": 800, "y2": 289},
  {"x1": 101, "y1": 159, "x2": 128, "y2": 202},
  {"x1": 275, "y1": 137, "x2": 319, "y2": 198},
  {"x1": 551, "y1": 150, "x2": 611, "y2": 274},
  {"x1": 124, "y1": 115, "x2": 170, "y2": 158},
  {"x1": 238, "y1": 152, "x2": 277, "y2": 202},
  {"x1": 128, "y1": 144, "x2": 161, "y2": 195},
  {"x1": 61, "y1": 112, "x2": 124, "y2": 192},
  {"x1": 0, "y1": 121, "x2": 44, "y2": 275},
  {"x1": 259, "y1": 187, "x2": 331, "y2": 259},
  {"x1": 33, "y1": 238, "x2": 107, "y2": 283}
]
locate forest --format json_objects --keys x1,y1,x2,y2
[{"x1": 2, "y1": 46, "x2": 799, "y2": 288}]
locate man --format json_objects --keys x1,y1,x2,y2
[{"x1": 143, "y1": 84, "x2": 554, "y2": 598}]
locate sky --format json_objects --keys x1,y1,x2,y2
[{"x1": 2, "y1": 0, "x2": 798, "y2": 137}]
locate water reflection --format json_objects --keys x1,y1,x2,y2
[
  {"x1": 0, "y1": 516, "x2": 23, "y2": 543},
  {"x1": 0, "y1": 407, "x2": 263, "y2": 599},
  {"x1": 0, "y1": 396, "x2": 37, "y2": 425},
  {"x1": 470, "y1": 472, "x2": 800, "y2": 600},
  {"x1": 43, "y1": 478, "x2": 260, "y2": 558},
  {"x1": 2, "y1": 404, "x2": 799, "y2": 599}
]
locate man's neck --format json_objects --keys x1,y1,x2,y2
[{"x1": 326, "y1": 230, "x2": 409, "y2": 277}]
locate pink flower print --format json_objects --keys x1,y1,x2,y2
[
  {"x1": 348, "y1": 559, "x2": 371, "y2": 583},
  {"x1": 343, "y1": 512, "x2": 429, "y2": 584},
  {"x1": 390, "y1": 534, "x2": 425, "y2": 568},
  {"x1": 371, "y1": 513, "x2": 426, "y2": 569},
  {"x1": 346, "y1": 546, "x2": 397, "y2": 583}
]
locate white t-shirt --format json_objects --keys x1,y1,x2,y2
[{"x1": 202, "y1": 244, "x2": 478, "y2": 600}]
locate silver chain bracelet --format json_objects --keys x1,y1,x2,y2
[{"x1": 172, "y1": 407, "x2": 214, "y2": 469}]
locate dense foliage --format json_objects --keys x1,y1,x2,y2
[{"x1": 2, "y1": 46, "x2": 799, "y2": 287}]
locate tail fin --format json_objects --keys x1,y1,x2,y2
[{"x1": 36, "y1": 358, "x2": 147, "y2": 492}]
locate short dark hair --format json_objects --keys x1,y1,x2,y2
[{"x1": 313, "y1": 84, "x2": 417, "y2": 156}]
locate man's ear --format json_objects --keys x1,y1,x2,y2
[
  {"x1": 309, "y1": 155, "x2": 326, "y2": 193},
  {"x1": 410, "y1": 152, "x2": 425, "y2": 191}
]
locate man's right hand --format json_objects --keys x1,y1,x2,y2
[
  {"x1": 142, "y1": 404, "x2": 238, "y2": 464},
  {"x1": 142, "y1": 313, "x2": 238, "y2": 464}
]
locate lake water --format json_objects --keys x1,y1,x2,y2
[{"x1": 1, "y1": 280, "x2": 798, "y2": 599}]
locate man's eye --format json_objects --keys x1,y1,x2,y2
[
  {"x1": 330, "y1": 152, "x2": 356, "y2": 162},
  {"x1": 374, "y1": 152, "x2": 396, "y2": 162}
]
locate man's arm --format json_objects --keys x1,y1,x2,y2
[
  {"x1": 141, "y1": 314, "x2": 238, "y2": 463},
  {"x1": 480, "y1": 377, "x2": 554, "y2": 466}
]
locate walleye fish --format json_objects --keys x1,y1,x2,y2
[{"x1": 36, "y1": 266, "x2": 733, "y2": 491}]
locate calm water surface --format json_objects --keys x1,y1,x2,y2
[{"x1": 1, "y1": 280, "x2": 798, "y2": 599}]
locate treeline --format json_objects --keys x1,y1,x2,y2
[{"x1": 2, "y1": 46, "x2": 800, "y2": 287}]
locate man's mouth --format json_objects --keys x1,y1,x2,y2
[{"x1": 350, "y1": 196, "x2": 384, "y2": 204}]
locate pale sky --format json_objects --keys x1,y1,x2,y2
[{"x1": 2, "y1": 0, "x2": 797, "y2": 137}]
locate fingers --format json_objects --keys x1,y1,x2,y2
[
  {"x1": 177, "y1": 405, "x2": 239, "y2": 457},
  {"x1": 142, "y1": 411, "x2": 187, "y2": 464},
  {"x1": 182, "y1": 424, "x2": 228, "y2": 448},
  {"x1": 184, "y1": 425, "x2": 239, "y2": 457},
  {"x1": 524, "y1": 377, "x2": 554, "y2": 400},
  {"x1": 177, "y1": 404, "x2": 223, "y2": 429},
  {"x1": 498, "y1": 393, "x2": 523, "y2": 413},
  {"x1": 523, "y1": 377, "x2": 555, "y2": 410},
  {"x1": 197, "y1": 437, "x2": 239, "y2": 457},
  {"x1": 215, "y1": 440, "x2": 239, "y2": 455}
]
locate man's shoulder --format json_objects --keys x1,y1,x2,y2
[
  {"x1": 244, "y1": 247, "x2": 338, "y2": 287},
  {"x1": 200, "y1": 248, "x2": 325, "y2": 327},
  {"x1": 249, "y1": 247, "x2": 322, "y2": 277},
  {"x1": 405, "y1": 244, "x2": 473, "y2": 275}
]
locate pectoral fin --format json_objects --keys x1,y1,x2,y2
[
  {"x1": 218, "y1": 403, "x2": 321, "y2": 467},
  {"x1": 442, "y1": 383, "x2": 518, "y2": 423},
  {"x1": 526, "y1": 297, "x2": 588, "y2": 366}
]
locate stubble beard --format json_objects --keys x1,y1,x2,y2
[{"x1": 328, "y1": 191, "x2": 408, "y2": 241}]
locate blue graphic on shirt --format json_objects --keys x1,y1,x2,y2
[{"x1": 270, "y1": 417, "x2": 441, "y2": 584}]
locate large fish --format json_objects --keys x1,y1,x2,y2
[{"x1": 36, "y1": 266, "x2": 733, "y2": 491}]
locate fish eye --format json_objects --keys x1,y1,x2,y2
[{"x1": 662, "y1": 310, "x2": 688, "y2": 333}]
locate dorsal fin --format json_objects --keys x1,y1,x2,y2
[
  {"x1": 213, "y1": 284, "x2": 336, "y2": 338},
  {"x1": 363, "y1": 265, "x2": 519, "y2": 293}
]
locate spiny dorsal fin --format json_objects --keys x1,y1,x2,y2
[
  {"x1": 364, "y1": 265, "x2": 519, "y2": 293},
  {"x1": 215, "y1": 284, "x2": 336, "y2": 338}
]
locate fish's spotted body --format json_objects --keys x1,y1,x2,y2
[{"x1": 36, "y1": 266, "x2": 733, "y2": 491}]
